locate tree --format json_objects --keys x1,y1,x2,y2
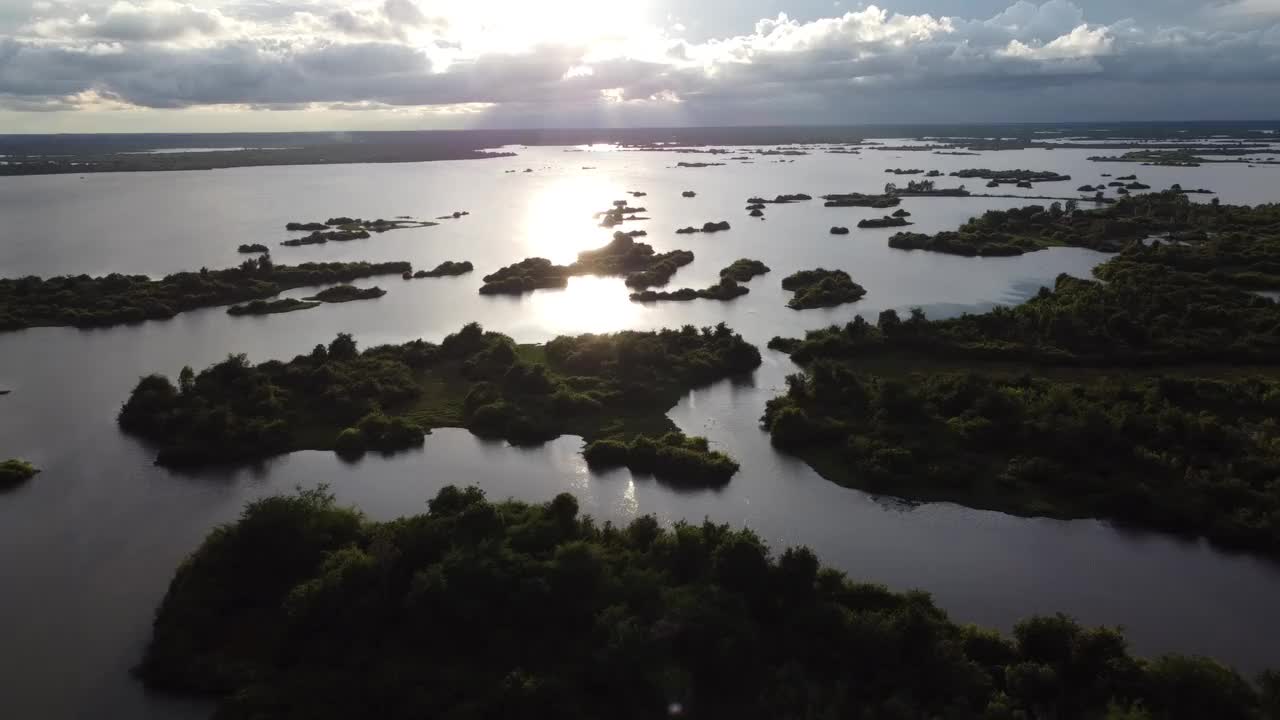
[{"x1": 328, "y1": 333, "x2": 358, "y2": 361}]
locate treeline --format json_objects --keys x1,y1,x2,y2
[
  {"x1": 0, "y1": 257, "x2": 411, "y2": 331},
  {"x1": 763, "y1": 363, "x2": 1280, "y2": 554},
  {"x1": 119, "y1": 322, "x2": 761, "y2": 466},
  {"x1": 138, "y1": 486, "x2": 1279, "y2": 720},
  {"x1": 583, "y1": 432, "x2": 739, "y2": 485}
]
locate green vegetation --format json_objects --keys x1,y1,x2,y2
[
  {"x1": 822, "y1": 192, "x2": 900, "y2": 208},
  {"x1": 858, "y1": 216, "x2": 912, "y2": 229},
  {"x1": 745, "y1": 194, "x2": 812, "y2": 203},
  {"x1": 138, "y1": 485, "x2": 1275, "y2": 720},
  {"x1": 762, "y1": 359, "x2": 1280, "y2": 553},
  {"x1": 782, "y1": 269, "x2": 868, "y2": 310},
  {"x1": 118, "y1": 323, "x2": 761, "y2": 466},
  {"x1": 950, "y1": 169, "x2": 1072, "y2": 183},
  {"x1": 582, "y1": 432, "x2": 739, "y2": 486},
  {"x1": 303, "y1": 285, "x2": 386, "y2": 303},
  {"x1": 409, "y1": 260, "x2": 473, "y2": 278},
  {"x1": 281, "y1": 229, "x2": 371, "y2": 246},
  {"x1": 237, "y1": 244, "x2": 269, "y2": 254},
  {"x1": 675, "y1": 221, "x2": 732, "y2": 234},
  {"x1": 0, "y1": 258, "x2": 411, "y2": 331},
  {"x1": 0, "y1": 458, "x2": 38, "y2": 487},
  {"x1": 480, "y1": 232, "x2": 694, "y2": 294},
  {"x1": 227, "y1": 298, "x2": 320, "y2": 316},
  {"x1": 767, "y1": 192, "x2": 1280, "y2": 553},
  {"x1": 629, "y1": 277, "x2": 749, "y2": 303},
  {"x1": 719, "y1": 258, "x2": 771, "y2": 281}
]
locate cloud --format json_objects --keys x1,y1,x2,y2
[{"x1": 2, "y1": 0, "x2": 1280, "y2": 124}]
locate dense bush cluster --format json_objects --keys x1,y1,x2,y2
[
  {"x1": 226, "y1": 298, "x2": 319, "y2": 316},
  {"x1": 138, "y1": 486, "x2": 1277, "y2": 720},
  {"x1": 629, "y1": 277, "x2": 749, "y2": 302},
  {"x1": 859, "y1": 216, "x2": 913, "y2": 229},
  {"x1": 0, "y1": 458, "x2": 38, "y2": 487},
  {"x1": 119, "y1": 323, "x2": 761, "y2": 465},
  {"x1": 782, "y1": 269, "x2": 868, "y2": 309},
  {"x1": 583, "y1": 432, "x2": 739, "y2": 485},
  {"x1": 821, "y1": 192, "x2": 901, "y2": 208},
  {"x1": 950, "y1": 169, "x2": 1072, "y2": 183},
  {"x1": 0, "y1": 258, "x2": 411, "y2": 331},
  {"x1": 408, "y1": 260, "x2": 473, "y2": 279},
  {"x1": 763, "y1": 363, "x2": 1280, "y2": 553},
  {"x1": 303, "y1": 285, "x2": 386, "y2": 303},
  {"x1": 719, "y1": 258, "x2": 771, "y2": 281}
]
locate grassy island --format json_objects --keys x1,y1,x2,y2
[
  {"x1": 719, "y1": 258, "x2": 771, "y2": 281},
  {"x1": 137, "y1": 485, "x2": 1275, "y2": 720},
  {"x1": 0, "y1": 458, "x2": 39, "y2": 487},
  {"x1": 0, "y1": 258, "x2": 411, "y2": 331},
  {"x1": 782, "y1": 269, "x2": 868, "y2": 310},
  {"x1": 226, "y1": 298, "x2": 320, "y2": 316},
  {"x1": 303, "y1": 285, "x2": 386, "y2": 303},
  {"x1": 583, "y1": 432, "x2": 739, "y2": 485},
  {"x1": 118, "y1": 322, "x2": 761, "y2": 466},
  {"x1": 480, "y1": 233, "x2": 694, "y2": 295},
  {"x1": 629, "y1": 277, "x2": 749, "y2": 303}
]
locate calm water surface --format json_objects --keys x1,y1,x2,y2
[{"x1": 2, "y1": 144, "x2": 1280, "y2": 719}]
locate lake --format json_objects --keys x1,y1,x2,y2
[{"x1": 2, "y1": 143, "x2": 1279, "y2": 719}]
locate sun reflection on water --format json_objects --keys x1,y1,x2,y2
[
  {"x1": 520, "y1": 174, "x2": 626, "y2": 264},
  {"x1": 528, "y1": 275, "x2": 644, "y2": 335}
]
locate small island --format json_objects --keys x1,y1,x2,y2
[
  {"x1": 822, "y1": 193, "x2": 900, "y2": 208},
  {"x1": 719, "y1": 258, "x2": 771, "y2": 281},
  {"x1": 595, "y1": 201, "x2": 649, "y2": 228},
  {"x1": 830, "y1": 226, "x2": 850, "y2": 235},
  {"x1": 0, "y1": 258, "x2": 411, "y2": 331},
  {"x1": 949, "y1": 169, "x2": 1072, "y2": 183},
  {"x1": 745, "y1": 194, "x2": 812, "y2": 204},
  {"x1": 629, "y1": 277, "x2": 749, "y2": 303},
  {"x1": 583, "y1": 432, "x2": 739, "y2": 485},
  {"x1": 676, "y1": 161, "x2": 725, "y2": 168},
  {"x1": 227, "y1": 298, "x2": 320, "y2": 316},
  {"x1": 681, "y1": 190, "x2": 696, "y2": 197},
  {"x1": 405, "y1": 260, "x2": 474, "y2": 279},
  {"x1": 0, "y1": 458, "x2": 39, "y2": 487},
  {"x1": 118, "y1": 322, "x2": 762, "y2": 466},
  {"x1": 282, "y1": 228, "x2": 371, "y2": 246},
  {"x1": 782, "y1": 269, "x2": 868, "y2": 309},
  {"x1": 303, "y1": 285, "x2": 386, "y2": 303},
  {"x1": 286, "y1": 217, "x2": 437, "y2": 233},
  {"x1": 480, "y1": 232, "x2": 695, "y2": 294},
  {"x1": 236, "y1": 244, "x2": 269, "y2": 254},
  {"x1": 675, "y1": 221, "x2": 731, "y2": 234},
  {"x1": 858, "y1": 216, "x2": 912, "y2": 229}
]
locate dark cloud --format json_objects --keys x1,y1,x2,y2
[{"x1": 3, "y1": 1, "x2": 1280, "y2": 123}]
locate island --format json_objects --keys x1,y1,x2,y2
[
  {"x1": 763, "y1": 192, "x2": 1280, "y2": 555},
  {"x1": 236, "y1": 244, "x2": 269, "y2": 254},
  {"x1": 746, "y1": 194, "x2": 812, "y2": 204},
  {"x1": 629, "y1": 277, "x2": 749, "y2": 303},
  {"x1": 226, "y1": 298, "x2": 320, "y2": 316},
  {"x1": 136, "y1": 485, "x2": 1269, "y2": 720},
  {"x1": 882, "y1": 193, "x2": 1220, "y2": 257},
  {"x1": 583, "y1": 432, "x2": 739, "y2": 485},
  {"x1": 303, "y1": 285, "x2": 387, "y2": 303},
  {"x1": 0, "y1": 458, "x2": 38, "y2": 487},
  {"x1": 596, "y1": 201, "x2": 649, "y2": 228},
  {"x1": 822, "y1": 193, "x2": 900, "y2": 208},
  {"x1": 117, "y1": 322, "x2": 762, "y2": 466},
  {"x1": 405, "y1": 261, "x2": 474, "y2": 279},
  {"x1": 949, "y1": 169, "x2": 1072, "y2": 183},
  {"x1": 675, "y1": 221, "x2": 731, "y2": 234},
  {"x1": 681, "y1": 190, "x2": 696, "y2": 197},
  {"x1": 782, "y1": 269, "x2": 868, "y2": 310},
  {"x1": 858, "y1": 216, "x2": 913, "y2": 229},
  {"x1": 830, "y1": 226, "x2": 850, "y2": 235},
  {"x1": 675, "y1": 161, "x2": 725, "y2": 168},
  {"x1": 0, "y1": 258, "x2": 412, "y2": 331},
  {"x1": 719, "y1": 258, "x2": 771, "y2": 281},
  {"x1": 479, "y1": 232, "x2": 694, "y2": 294},
  {"x1": 282, "y1": 228, "x2": 371, "y2": 246}
]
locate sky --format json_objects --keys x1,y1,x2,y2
[{"x1": 0, "y1": 0, "x2": 1278, "y2": 132}]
